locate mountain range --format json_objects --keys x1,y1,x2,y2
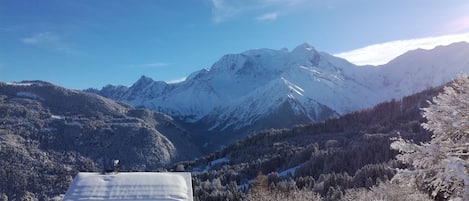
[
  {"x1": 89, "y1": 41, "x2": 469, "y2": 150},
  {"x1": 2, "y1": 41, "x2": 469, "y2": 200}
]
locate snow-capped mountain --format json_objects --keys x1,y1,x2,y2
[
  {"x1": 91, "y1": 42, "x2": 469, "y2": 148},
  {"x1": 370, "y1": 42, "x2": 469, "y2": 96}
]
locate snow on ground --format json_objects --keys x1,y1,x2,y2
[
  {"x1": 279, "y1": 166, "x2": 297, "y2": 177},
  {"x1": 50, "y1": 115, "x2": 63, "y2": 120},
  {"x1": 279, "y1": 162, "x2": 308, "y2": 177},
  {"x1": 63, "y1": 172, "x2": 193, "y2": 201},
  {"x1": 5, "y1": 82, "x2": 34, "y2": 86},
  {"x1": 107, "y1": 122, "x2": 143, "y2": 127},
  {"x1": 209, "y1": 157, "x2": 229, "y2": 166},
  {"x1": 200, "y1": 157, "x2": 230, "y2": 172},
  {"x1": 16, "y1": 92, "x2": 45, "y2": 101}
]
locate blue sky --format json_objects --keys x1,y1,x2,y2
[{"x1": 1, "y1": 0, "x2": 469, "y2": 89}]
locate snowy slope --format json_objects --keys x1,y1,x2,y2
[
  {"x1": 201, "y1": 55, "x2": 375, "y2": 132},
  {"x1": 96, "y1": 43, "x2": 374, "y2": 122},
  {"x1": 369, "y1": 42, "x2": 469, "y2": 97},
  {"x1": 92, "y1": 42, "x2": 469, "y2": 146}
]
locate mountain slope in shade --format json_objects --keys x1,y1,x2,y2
[
  {"x1": 0, "y1": 80, "x2": 201, "y2": 168},
  {"x1": 0, "y1": 81, "x2": 203, "y2": 199},
  {"x1": 91, "y1": 42, "x2": 469, "y2": 149}
]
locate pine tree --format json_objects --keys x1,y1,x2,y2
[
  {"x1": 247, "y1": 172, "x2": 270, "y2": 201},
  {"x1": 391, "y1": 75, "x2": 469, "y2": 200}
]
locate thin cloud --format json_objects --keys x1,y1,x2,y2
[
  {"x1": 129, "y1": 62, "x2": 170, "y2": 69},
  {"x1": 21, "y1": 32, "x2": 59, "y2": 44},
  {"x1": 20, "y1": 32, "x2": 78, "y2": 54},
  {"x1": 210, "y1": 0, "x2": 308, "y2": 23},
  {"x1": 143, "y1": 62, "x2": 169, "y2": 68},
  {"x1": 256, "y1": 12, "x2": 278, "y2": 21},
  {"x1": 335, "y1": 32, "x2": 469, "y2": 66},
  {"x1": 211, "y1": 0, "x2": 242, "y2": 23}
]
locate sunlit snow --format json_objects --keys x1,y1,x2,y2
[
  {"x1": 335, "y1": 32, "x2": 469, "y2": 65},
  {"x1": 16, "y1": 92, "x2": 45, "y2": 101}
]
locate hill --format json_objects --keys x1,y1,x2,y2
[{"x1": 0, "y1": 81, "x2": 200, "y2": 200}]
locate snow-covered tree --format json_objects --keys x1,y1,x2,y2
[
  {"x1": 247, "y1": 172, "x2": 270, "y2": 201},
  {"x1": 247, "y1": 172, "x2": 323, "y2": 201},
  {"x1": 342, "y1": 180, "x2": 431, "y2": 201},
  {"x1": 391, "y1": 75, "x2": 469, "y2": 200}
]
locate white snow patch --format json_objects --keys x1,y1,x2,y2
[
  {"x1": 209, "y1": 157, "x2": 229, "y2": 166},
  {"x1": 16, "y1": 92, "x2": 45, "y2": 101},
  {"x1": 282, "y1": 77, "x2": 304, "y2": 96},
  {"x1": 107, "y1": 122, "x2": 142, "y2": 127},
  {"x1": 51, "y1": 115, "x2": 64, "y2": 120},
  {"x1": 201, "y1": 157, "x2": 230, "y2": 172},
  {"x1": 279, "y1": 162, "x2": 308, "y2": 177},
  {"x1": 279, "y1": 167, "x2": 297, "y2": 177},
  {"x1": 5, "y1": 81, "x2": 45, "y2": 86},
  {"x1": 299, "y1": 66, "x2": 321, "y2": 75},
  {"x1": 6, "y1": 82, "x2": 33, "y2": 86}
]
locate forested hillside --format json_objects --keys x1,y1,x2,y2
[
  {"x1": 170, "y1": 85, "x2": 443, "y2": 200},
  {"x1": 0, "y1": 81, "x2": 201, "y2": 200},
  {"x1": 2, "y1": 78, "x2": 467, "y2": 200}
]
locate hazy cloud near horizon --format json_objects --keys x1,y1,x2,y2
[{"x1": 335, "y1": 32, "x2": 469, "y2": 66}]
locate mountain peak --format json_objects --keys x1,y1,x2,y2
[
  {"x1": 292, "y1": 42, "x2": 316, "y2": 53},
  {"x1": 132, "y1": 75, "x2": 155, "y2": 87},
  {"x1": 138, "y1": 75, "x2": 154, "y2": 82}
]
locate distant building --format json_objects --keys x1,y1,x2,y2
[{"x1": 63, "y1": 172, "x2": 193, "y2": 201}]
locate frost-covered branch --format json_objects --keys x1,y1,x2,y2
[{"x1": 391, "y1": 75, "x2": 469, "y2": 200}]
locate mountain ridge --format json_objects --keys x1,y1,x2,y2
[
  {"x1": 89, "y1": 42, "x2": 469, "y2": 149},
  {"x1": 0, "y1": 80, "x2": 202, "y2": 167},
  {"x1": 0, "y1": 80, "x2": 206, "y2": 199}
]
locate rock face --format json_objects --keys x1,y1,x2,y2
[
  {"x1": 0, "y1": 81, "x2": 200, "y2": 200},
  {"x1": 91, "y1": 42, "x2": 469, "y2": 149}
]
